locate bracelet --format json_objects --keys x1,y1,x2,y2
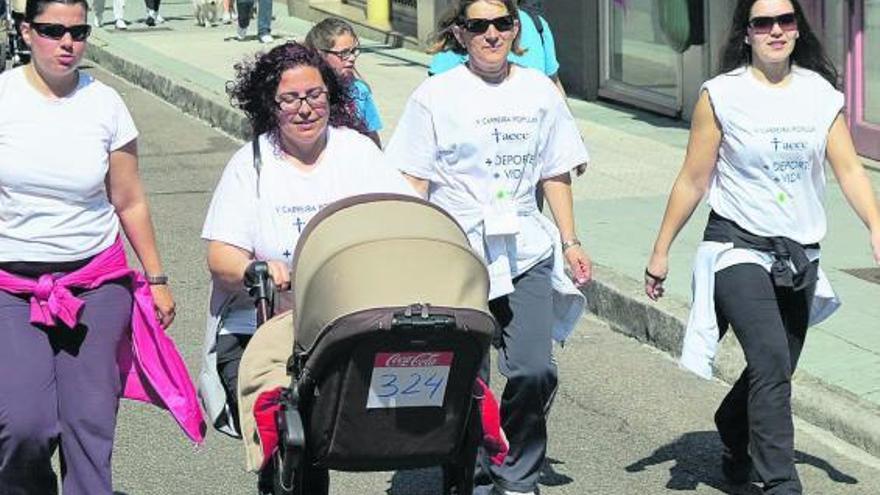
[
  {"x1": 145, "y1": 273, "x2": 169, "y2": 285},
  {"x1": 561, "y1": 238, "x2": 581, "y2": 251}
]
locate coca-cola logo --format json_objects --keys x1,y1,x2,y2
[{"x1": 375, "y1": 352, "x2": 453, "y2": 367}]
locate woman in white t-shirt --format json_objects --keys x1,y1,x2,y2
[
  {"x1": 385, "y1": 2, "x2": 590, "y2": 494},
  {"x1": 644, "y1": 1, "x2": 880, "y2": 492},
  {"x1": 199, "y1": 41, "x2": 412, "y2": 490},
  {"x1": 0, "y1": 0, "x2": 179, "y2": 492}
]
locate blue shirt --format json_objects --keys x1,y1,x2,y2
[
  {"x1": 351, "y1": 79, "x2": 383, "y2": 133},
  {"x1": 428, "y1": 10, "x2": 560, "y2": 77}
]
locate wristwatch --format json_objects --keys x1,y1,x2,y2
[
  {"x1": 561, "y1": 238, "x2": 582, "y2": 251},
  {"x1": 145, "y1": 273, "x2": 169, "y2": 285}
]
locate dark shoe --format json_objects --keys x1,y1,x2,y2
[
  {"x1": 721, "y1": 450, "x2": 753, "y2": 485},
  {"x1": 145, "y1": 15, "x2": 155, "y2": 27}
]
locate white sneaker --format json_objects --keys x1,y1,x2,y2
[
  {"x1": 115, "y1": 18, "x2": 128, "y2": 30},
  {"x1": 236, "y1": 26, "x2": 247, "y2": 41},
  {"x1": 92, "y1": 15, "x2": 103, "y2": 28},
  {"x1": 154, "y1": 14, "x2": 165, "y2": 24},
  {"x1": 259, "y1": 34, "x2": 273, "y2": 44},
  {"x1": 221, "y1": 11, "x2": 231, "y2": 24}
]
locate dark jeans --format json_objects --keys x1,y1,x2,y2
[
  {"x1": 0, "y1": 280, "x2": 132, "y2": 495},
  {"x1": 476, "y1": 256, "x2": 557, "y2": 494},
  {"x1": 144, "y1": 0, "x2": 161, "y2": 11},
  {"x1": 216, "y1": 333, "x2": 253, "y2": 433},
  {"x1": 713, "y1": 262, "x2": 817, "y2": 495},
  {"x1": 236, "y1": 0, "x2": 272, "y2": 35}
]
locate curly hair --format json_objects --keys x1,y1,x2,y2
[
  {"x1": 719, "y1": 0, "x2": 839, "y2": 88},
  {"x1": 226, "y1": 41, "x2": 365, "y2": 138},
  {"x1": 427, "y1": 0, "x2": 524, "y2": 56}
]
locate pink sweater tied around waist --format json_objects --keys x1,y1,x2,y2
[{"x1": 0, "y1": 238, "x2": 206, "y2": 444}]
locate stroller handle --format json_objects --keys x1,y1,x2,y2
[{"x1": 243, "y1": 261, "x2": 275, "y2": 326}]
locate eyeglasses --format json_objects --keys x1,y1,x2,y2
[
  {"x1": 460, "y1": 14, "x2": 516, "y2": 34},
  {"x1": 322, "y1": 46, "x2": 360, "y2": 60},
  {"x1": 29, "y1": 22, "x2": 92, "y2": 42},
  {"x1": 747, "y1": 13, "x2": 797, "y2": 34},
  {"x1": 275, "y1": 88, "x2": 329, "y2": 111}
]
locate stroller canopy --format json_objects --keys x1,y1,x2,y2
[{"x1": 291, "y1": 194, "x2": 490, "y2": 352}]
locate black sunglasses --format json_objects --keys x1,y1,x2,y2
[
  {"x1": 460, "y1": 14, "x2": 516, "y2": 34},
  {"x1": 30, "y1": 22, "x2": 92, "y2": 41},
  {"x1": 747, "y1": 13, "x2": 797, "y2": 34}
]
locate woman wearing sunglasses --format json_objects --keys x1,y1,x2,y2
[
  {"x1": 0, "y1": 0, "x2": 207, "y2": 493},
  {"x1": 645, "y1": 0, "x2": 880, "y2": 492},
  {"x1": 386, "y1": 1, "x2": 591, "y2": 494}
]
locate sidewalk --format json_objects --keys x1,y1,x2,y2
[{"x1": 85, "y1": 0, "x2": 880, "y2": 457}]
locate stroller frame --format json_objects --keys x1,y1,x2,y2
[
  {"x1": 243, "y1": 194, "x2": 496, "y2": 495},
  {"x1": 1, "y1": 0, "x2": 30, "y2": 72}
]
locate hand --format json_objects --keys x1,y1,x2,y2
[
  {"x1": 150, "y1": 284, "x2": 176, "y2": 328},
  {"x1": 267, "y1": 260, "x2": 291, "y2": 291},
  {"x1": 564, "y1": 245, "x2": 592, "y2": 287},
  {"x1": 644, "y1": 253, "x2": 668, "y2": 301},
  {"x1": 872, "y1": 229, "x2": 880, "y2": 265}
]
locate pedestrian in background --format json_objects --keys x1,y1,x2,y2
[
  {"x1": 91, "y1": 0, "x2": 126, "y2": 29},
  {"x1": 306, "y1": 17, "x2": 383, "y2": 147},
  {"x1": 235, "y1": 0, "x2": 271, "y2": 43},
  {"x1": 645, "y1": 0, "x2": 880, "y2": 493},
  {"x1": 386, "y1": 1, "x2": 591, "y2": 494},
  {"x1": 143, "y1": 0, "x2": 163, "y2": 26},
  {"x1": 0, "y1": 0, "x2": 204, "y2": 492}
]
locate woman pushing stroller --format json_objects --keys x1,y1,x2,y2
[{"x1": 198, "y1": 41, "x2": 414, "y2": 493}]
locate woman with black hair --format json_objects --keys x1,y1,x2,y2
[
  {"x1": 0, "y1": 0, "x2": 204, "y2": 492},
  {"x1": 198, "y1": 41, "x2": 412, "y2": 493},
  {"x1": 644, "y1": 0, "x2": 880, "y2": 493}
]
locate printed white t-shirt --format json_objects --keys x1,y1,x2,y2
[
  {"x1": 0, "y1": 67, "x2": 138, "y2": 262},
  {"x1": 385, "y1": 64, "x2": 589, "y2": 297},
  {"x1": 202, "y1": 126, "x2": 415, "y2": 334},
  {"x1": 703, "y1": 66, "x2": 844, "y2": 245}
]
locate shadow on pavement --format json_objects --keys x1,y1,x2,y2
[
  {"x1": 624, "y1": 431, "x2": 858, "y2": 493},
  {"x1": 386, "y1": 457, "x2": 573, "y2": 494}
]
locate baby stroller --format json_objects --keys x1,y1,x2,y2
[
  {"x1": 1, "y1": 0, "x2": 29, "y2": 72},
  {"x1": 238, "y1": 193, "x2": 498, "y2": 495}
]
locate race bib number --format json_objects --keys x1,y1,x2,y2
[{"x1": 366, "y1": 352, "x2": 453, "y2": 409}]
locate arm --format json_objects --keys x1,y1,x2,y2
[
  {"x1": 645, "y1": 91, "x2": 721, "y2": 300},
  {"x1": 401, "y1": 173, "x2": 430, "y2": 198},
  {"x1": 207, "y1": 241, "x2": 291, "y2": 293},
  {"x1": 543, "y1": 172, "x2": 591, "y2": 286},
  {"x1": 106, "y1": 139, "x2": 176, "y2": 327},
  {"x1": 826, "y1": 115, "x2": 880, "y2": 264}
]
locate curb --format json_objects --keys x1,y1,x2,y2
[
  {"x1": 584, "y1": 264, "x2": 880, "y2": 459},
  {"x1": 86, "y1": 42, "x2": 252, "y2": 142},
  {"x1": 86, "y1": 37, "x2": 880, "y2": 461}
]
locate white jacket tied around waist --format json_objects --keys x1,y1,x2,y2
[
  {"x1": 453, "y1": 194, "x2": 586, "y2": 343},
  {"x1": 680, "y1": 241, "x2": 840, "y2": 379}
]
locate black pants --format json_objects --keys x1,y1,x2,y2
[
  {"x1": 144, "y1": 0, "x2": 160, "y2": 11},
  {"x1": 216, "y1": 333, "x2": 252, "y2": 433},
  {"x1": 713, "y1": 263, "x2": 816, "y2": 494}
]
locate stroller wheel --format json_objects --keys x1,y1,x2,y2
[{"x1": 442, "y1": 403, "x2": 481, "y2": 495}]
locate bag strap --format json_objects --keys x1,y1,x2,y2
[
  {"x1": 252, "y1": 137, "x2": 262, "y2": 198},
  {"x1": 522, "y1": 8, "x2": 545, "y2": 46}
]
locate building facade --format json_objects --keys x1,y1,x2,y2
[{"x1": 545, "y1": 0, "x2": 880, "y2": 160}]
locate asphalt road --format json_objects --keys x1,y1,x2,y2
[{"x1": 87, "y1": 65, "x2": 880, "y2": 495}]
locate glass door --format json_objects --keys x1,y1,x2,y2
[
  {"x1": 598, "y1": 0, "x2": 683, "y2": 116},
  {"x1": 849, "y1": 0, "x2": 880, "y2": 160}
]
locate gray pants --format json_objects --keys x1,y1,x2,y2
[
  {"x1": 236, "y1": 0, "x2": 272, "y2": 36},
  {"x1": 0, "y1": 281, "x2": 131, "y2": 495},
  {"x1": 477, "y1": 256, "x2": 557, "y2": 494},
  {"x1": 714, "y1": 263, "x2": 816, "y2": 495}
]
